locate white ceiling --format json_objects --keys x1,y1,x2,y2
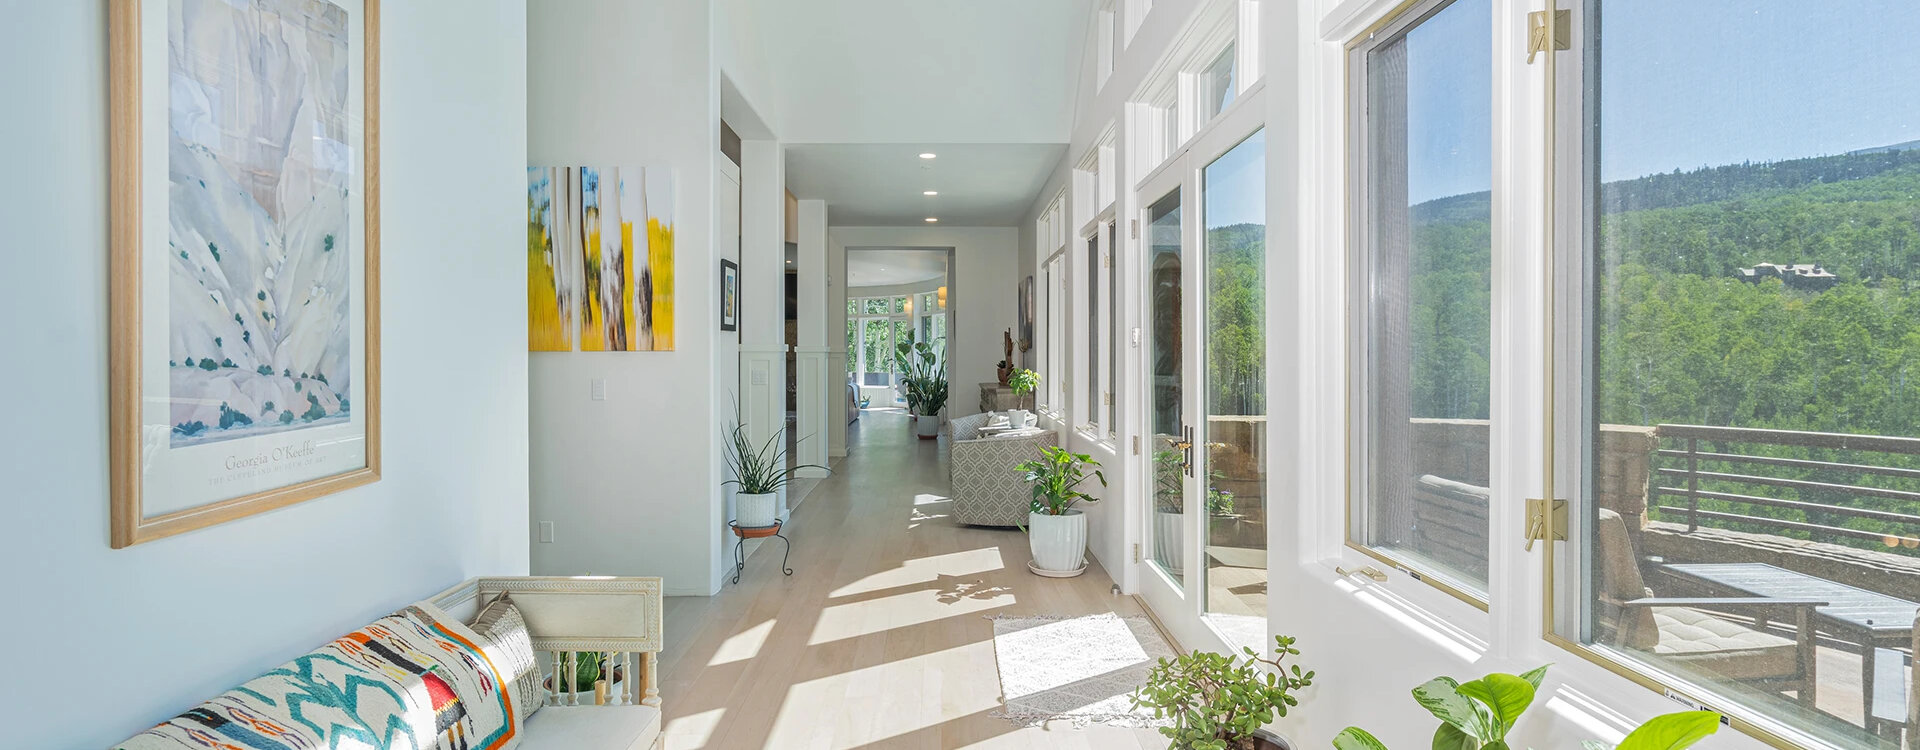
[
  {"x1": 785, "y1": 143, "x2": 1067, "y2": 226},
  {"x1": 847, "y1": 248, "x2": 949, "y2": 288},
  {"x1": 745, "y1": 1, "x2": 1090, "y2": 144},
  {"x1": 741, "y1": 0, "x2": 1091, "y2": 226}
]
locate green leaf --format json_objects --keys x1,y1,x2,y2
[
  {"x1": 1413, "y1": 677, "x2": 1487, "y2": 739},
  {"x1": 1615, "y1": 711, "x2": 1720, "y2": 750},
  {"x1": 1456, "y1": 673, "x2": 1536, "y2": 736},
  {"x1": 1432, "y1": 722, "x2": 1478, "y2": 750},
  {"x1": 1517, "y1": 664, "x2": 1550, "y2": 692},
  {"x1": 1334, "y1": 728, "x2": 1392, "y2": 750}
]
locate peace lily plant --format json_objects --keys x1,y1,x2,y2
[
  {"x1": 1016, "y1": 446, "x2": 1105, "y2": 575},
  {"x1": 1332, "y1": 664, "x2": 1722, "y2": 750}
]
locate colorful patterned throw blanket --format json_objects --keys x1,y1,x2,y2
[{"x1": 116, "y1": 603, "x2": 518, "y2": 750}]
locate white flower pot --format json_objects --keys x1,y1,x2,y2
[
  {"x1": 1028, "y1": 510, "x2": 1087, "y2": 574},
  {"x1": 737, "y1": 492, "x2": 779, "y2": 528},
  {"x1": 1153, "y1": 510, "x2": 1185, "y2": 576},
  {"x1": 915, "y1": 414, "x2": 941, "y2": 439}
]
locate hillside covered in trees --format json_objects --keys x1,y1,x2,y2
[{"x1": 1411, "y1": 146, "x2": 1920, "y2": 551}]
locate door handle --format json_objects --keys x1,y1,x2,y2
[{"x1": 1181, "y1": 425, "x2": 1195, "y2": 478}]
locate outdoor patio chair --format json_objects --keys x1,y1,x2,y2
[{"x1": 1596, "y1": 508, "x2": 1825, "y2": 705}]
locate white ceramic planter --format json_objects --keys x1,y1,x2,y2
[
  {"x1": 737, "y1": 492, "x2": 779, "y2": 528},
  {"x1": 915, "y1": 415, "x2": 941, "y2": 439},
  {"x1": 1028, "y1": 510, "x2": 1087, "y2": 574},
  {"x1": 1153, "y1": 510, "x2": 1185, "y2": 576}
]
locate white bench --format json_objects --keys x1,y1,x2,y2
[
  {"x1": 115, "y1": 575, "x2": 663, "y2": 750},
  {"x1": 429, "y1": 576, "x2": 664, "y2": 750}
]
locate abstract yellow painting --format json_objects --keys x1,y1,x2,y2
[
  {"x1": 528, "y1": 164, "x2": 673, "y2": 352},
  {"x1": 527, "y1": 167, "x2": 574, "y2": 351},
  {"x1": 642, "y1": 168, "x2": 675, "y2": 350}
]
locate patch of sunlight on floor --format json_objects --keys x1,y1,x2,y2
[
  {"x1": 708, "y1": 619, "x2": 775, "y2": 667},
  {"x1": 829, "y1": 546, "x2": 1006, "y2": 598},
  {"x1": 662, "y1": 707, "x2": 726, "y2": 750},
  {"x1": 809, "y1": 583, "x2": 1014, "y2": 645},
  {"x1": 914, "y1": 493, "x2": 951, "y2": 505},
  {"x1": 763, "y1": 641, "x2": 1002, "y2": 748}
]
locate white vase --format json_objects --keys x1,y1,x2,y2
[
  {"x1": 737, "y1": 492, "x2": 779, "y2": 528},
  {"x1": 1153, "y1": 510, "x2": 1185, "y2": 575},
  {"x1": 1028, "y1": 510, "x2": 1087, "y2": 574}
]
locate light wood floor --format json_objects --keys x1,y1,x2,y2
[{"x1": 659, "y1": 411, "x2": 1168, "y2": 749}]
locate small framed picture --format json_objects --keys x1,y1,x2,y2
[{"x1": 719, "y1": 259, "x2": 740, "y2": 332}]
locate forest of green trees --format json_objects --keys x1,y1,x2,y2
[{"x1": 1409, "y1": 147, "x2": 1920, "y2": 553}]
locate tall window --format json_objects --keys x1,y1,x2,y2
[
  {"x1": 1549, "y1": 3, "x2": 1920, "y2": 746},
  {"x1": 1203, "y1": 129, "x2": 1268, "y2": 620},
  {"x1": 1107, "y1": 221, "x2": 1120, "y2": 436},
  {"x1": 1347, "y1": 0, "x2": 1493, "y2": 602},
  {"x1": 1086, "y1": 232, "x2": 1102, "y2": 426}
]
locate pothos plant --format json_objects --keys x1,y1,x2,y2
[
  {"x1": 1016, "y1": 445, "x2": 1107, "y2": 516},
  {"x1": 1331, "y1": 664, "x2": 1722, "y2": 750},
  {"x1": 1129, "y1": 635, "x2": 1316, "y2": 750}
]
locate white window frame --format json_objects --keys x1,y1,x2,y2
[{"x1": 1333, "y1": 0, "x2": 1497, "y2": 620}]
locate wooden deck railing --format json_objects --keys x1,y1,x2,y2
[{"x1": 1650, "y1": 424, "x2": 1920, "y2": 548}]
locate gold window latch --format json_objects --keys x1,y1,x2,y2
[
  {"x1": 1526, "y1": 9, "x2": 1570, "y2": 64},
  {"x1": 1335, "y1": 565, "x2": 1389, "y2": 582},
  {"x1": 1524, "y1": 497, "x2": 1568, "y2": 551}
]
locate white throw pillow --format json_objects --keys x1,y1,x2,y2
[{"x1": 471, "y1": 592, "x2": 545, "y2": 725}]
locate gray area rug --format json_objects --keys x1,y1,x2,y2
[{"x1": 986, "y1": 613, "x2": 1176, "y2": 729}]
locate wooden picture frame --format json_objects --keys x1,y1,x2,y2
[{"x1": 110, "y1": 0, "x2": 381, "y2": 548}]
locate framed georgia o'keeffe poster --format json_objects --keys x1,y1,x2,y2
[{"x1": 109, "y1": 0, "x2": 381, "y2": 548}]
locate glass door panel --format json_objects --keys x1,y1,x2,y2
[
  {"x1": 1147, "y1": 186, "x2": 1191, "y2": 587},
  {"x1": 1201, "y1": 130, "x2": 1268, "y2": 631}
]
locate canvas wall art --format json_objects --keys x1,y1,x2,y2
[
  {"x1": 110, "y1": 0, "x2": 380, "y2": 548},
  {"x1": 527, "y1": 167, "x2": 575, "y2": 350},
  {"x1": 526, "y1": 165, "x2": 675, "y2": 351}
]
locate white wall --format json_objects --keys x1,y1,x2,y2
[
  {"x1": 526, "y1": 0, "x2": 732, "y2": 596},
  {"x1": 0, "y1": 2, "x2": 530, "y2": 746},
  {"x1": 830, "y1": 227, "x2": 1018, "y2": 420}
]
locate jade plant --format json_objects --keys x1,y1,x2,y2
[
  {"x1": 1332, "y1": 664, "x2": 1721, "y2": 750},
  {"x1": 1129, "y1": 635, "x2": 1315, "y2": 750}
]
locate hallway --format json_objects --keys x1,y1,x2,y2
[{"x1": 658, "y1": 411, "x2": 1165, "y2": 749}]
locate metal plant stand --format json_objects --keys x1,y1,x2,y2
[{"x1": 729, "y1": 520, "x2": 792, "y2": 584}]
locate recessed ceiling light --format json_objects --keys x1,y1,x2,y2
[
  {"x1": 919, "y1": 153, "x2": 937, "y2": 159},
  {"x1": 925, "y1": 217, "x2": 939, "y2": 223},
  {"x1": 923, "y1": 190, "x2": 939, "y2": 196}
]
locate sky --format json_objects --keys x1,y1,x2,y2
[
  {"x1": 1598, "y1": 1, "x2": 1920, "y2": 183},
  {"x1": 1400, "y1": 0, "x2": 1920, "y2": 203},
  {"x1": 1406, "y1": 0, "x2": 1493, "y2": 205},
  {"x1": 1205, "y1": 129, "x2": 1267, "y2": 230}
]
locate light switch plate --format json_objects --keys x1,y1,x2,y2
[
  {"x1": 538, "y1": 521, "x2": 555, "y2": 543},
  {"x1": 590, "y1": 378, "x2": 607, "y2": 401}
]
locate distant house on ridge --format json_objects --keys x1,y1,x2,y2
[{"x1": 1735, "y1": 262, "x2": 1839, "y2": 291}]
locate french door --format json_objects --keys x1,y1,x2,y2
[{"x1": 1135, "y1": 93, "x2": 1269, "y2": 653}]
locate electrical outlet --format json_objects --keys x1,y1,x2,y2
[
  {"x1": 538, "y1": 521, "x2": 555, "y2": 543},
  {"x1": 590, "y1": 378, "x2": 607, "y2": 401}
]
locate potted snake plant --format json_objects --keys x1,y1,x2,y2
[
  {"x1": 722, "y1": 403, "x2": 825, "y2": 527},
  {"x1": 1018, "y1": 446, "x2": 1106, "y2": 575}
]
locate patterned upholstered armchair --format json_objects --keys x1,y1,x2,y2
[{"x1": 948, "y1": 413, "x2": 1057, "y2": 526}]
